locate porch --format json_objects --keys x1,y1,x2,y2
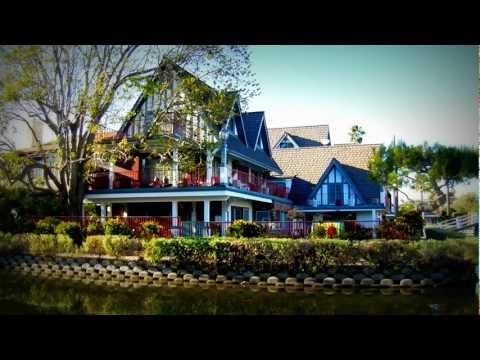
[{"x1": 87, "y1": 156, "x2": 288, "y2": 199}]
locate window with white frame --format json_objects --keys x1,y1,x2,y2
[
  {"x1": 276, "y1": 136, "x2": 295, "y2": 149},
  {"x1": 315, "y1": 166, "x2": 359, "y2": 206}
]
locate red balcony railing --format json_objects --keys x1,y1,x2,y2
[{"x1": 231, "y1": 168, "x2": 288, "y2": 198}]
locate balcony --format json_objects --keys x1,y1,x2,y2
[
  {"x1": 88, "y1": 166, "x2": 288, "y2": 199},
  {"x1": 230, "y1": 168, "x2": 288, "y2": 198}
]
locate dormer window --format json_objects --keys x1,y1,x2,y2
[{"x1": 275, "y1": 133, "x2": 298, "y2": 149}]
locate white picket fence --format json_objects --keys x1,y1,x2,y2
[{"x1": 435, "y1": 213, "x2": 478, "y2": 232}]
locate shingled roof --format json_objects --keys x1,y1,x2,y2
[
  {"x1": 268, "y1": 125, "x2": 330, "y2": 148},
  {"x1": 242, "y1": 112, "x2": 264, "y2": 149},
  {"x1": 270, "y1": 143, "x2": 380, "y2": 185}
]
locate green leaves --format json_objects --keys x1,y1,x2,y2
[{"x1": 368, "y1": 141, "x2": 478, "y2": 210}]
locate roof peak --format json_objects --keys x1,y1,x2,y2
[
  {"x1": 271, "y1": 143, "x2": 381, "y2": 150},
  {"x1": 268, "y1": 124, "x2": 329, "y2": 129}
]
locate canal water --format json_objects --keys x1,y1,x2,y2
[{"x1": 0, "y1": 272, "x2": 477, "y2": 315}]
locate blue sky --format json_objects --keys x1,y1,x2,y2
[{"x1": 247, "y1": 45, "x2": 478, "y2": 148}]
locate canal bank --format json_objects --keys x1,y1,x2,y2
[{"x1": 0, "y1": 253, "x2": 477, "y2": 289}]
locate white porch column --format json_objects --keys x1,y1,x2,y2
[
  {"x1": 172, "y1": 149, "x2": 179, "y2": 187},
  {"x1": 106, "y1": 203, "x2": 112, "y2": 217},
  {"x1": 100, "y1": 204, "x2": 107, "y2": 221},
  {"x1": 221, "y1": 200, "x2": 231, "y2": 236},
  {"x1": 371, "y1": 209, "x2": 377, "y2": 239},
  {"x1": 171, "y1": 200, "x2": 178, "y2": 225},
  {"x1": 219, "y1": 144, "x2": 228, "y2": 185},
  {"x1": 108, "y1": 163, "x2": 114, "y2": 189},
  {"x1": 248, "y1": 168, "x2": 252, "y2": 183},
  {"x1": 191, "y1": 202, "x2": 197, "y2": 236},
  {"x1": 206, "y1": 151, "x2": 213, "y2": 186},
  {"x1": 203, "y1": 200, "x2": 210, "y2": 237}
]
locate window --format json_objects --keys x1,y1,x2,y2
[
  {"x1": 315, "y1": 166, "x2": 358, "y2": 206},
  {"x1": 277, "y1": 136, "x2": 294, "y2": 149},
  {"x1": 232, "y1": 206, "x2": 249, "y2": 221}
]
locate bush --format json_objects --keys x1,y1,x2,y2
[
  {"x1": 361, "y1": 240, "x2": 419, "y2": 270},
  {"x1": 228, "y1": 220, "x2": 264, "y2": 238},
  {"x1": 102, "y1": 235, "x2": 132, "y2": 257},
  {"x1": 311, "y1": 224, "x2": 326, "y2": 238},
  {"x1": 396, "y1": 209, "x2": 424, "y2": 239},
  {"x1": 425, "y1": 227, "x2": 448, "y2": 240},
  {"x1": 377, "y1": 220, "x2": 408, "y2": 240},
  {"x1": 142, "y1": 237, "x2": 478, "y2": 276},
  {"x1": 0, "y1": 232, "x2": 29, "y2": 255},
  {"x1": 35, "y1": 217, "x2": 59, "y2": 234},
  {"x1": 86, "y1": 218, "x2": 104, "y2": 236},
  {"x1": 28, "y1": 234, "x2": 74, "y2": 255},
  {"x1": 56, "y1": 234, "x2": 75, "y2": 253},
  {"x1": 55, "y1": 221, "x2": 83, "y2": 246},
  {"x1": 141, "y1": 220, "x2": 164, "y2": 238},
  {"x1": 104, "y1": 218, "x2": 131, "y2": 236},
  {"x1": 82, "y1": 235, "x2": 106, "y2": 255}
]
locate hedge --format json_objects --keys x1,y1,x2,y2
[
  {"x1": 81, "y1": 235, "x2": 143, "y2": 257},
  {"x1": 143, "y1": 237, "x2": 478, "y2": 274},
  {"x1": 0, "y1": 232, "x2": 74, "y2": 256}
]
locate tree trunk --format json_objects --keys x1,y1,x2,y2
[
  {"x1": 445, "y1": 180, "x2": 451, "y2": 217},
  {"x1": 394, "y1": 188, "x2": 399, "y2": 216},
  {"x1": 67, "y1": 162, "x2": 85, "y2": 216}
]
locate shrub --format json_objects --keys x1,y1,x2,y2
[
  {"x1": 396, "y1": 209, "x2": 424, "y2": 239},
  {"x1": 82, "y1": 235, "x2": 106, "y2": 255},
  {"x1": 145, "y1": 237, "x2": 213, "y2": 270},
  {"x1": 326, "y1": 225, "x2": 337, "y2": 239},
  {"x1": 142, "y1": 237, "x2": 478, "y2": 276},
  {"x1": 228, "y1": 220, "x2": 264, "y2": 238},
  {"x1": 311, "y1": 224, "x2": 326, "y2": 238},
  {"x1": 0, "y1": 232, "x2": 29, "y2": 255},
  {"x1": 102, "y1": 235, "x2": 132, "y2": 257},
  {"x1": 27, "y1": 234, "x2": 73, "y2": 255},
  {"x1": 104, "y1": 218, "x2": 131, "y2": 236},
  {"x1": 56, "y1": 234, "x2": 75, "y2": 253},
  {"x1": 86, "y1": 218, "x2": 104, "y2": 236},
  {"x1": 35, "y1": 217, "x2": 59, "y2": 234},
  {"x1": 141, "y1": 220, "x2": 164, "y2": 238},
  {"x1": 377, "y1": 220, "x2": 408, "y2": 240},
  {"x1": 55, "y1": 221, "x2": 83, "y2": 246},
  {"x1": 425, "y1": 227, "x2": 448, "y2": 240},
  {"x1": 361, "y1": 240, "x2": 419, "y2": 270}
]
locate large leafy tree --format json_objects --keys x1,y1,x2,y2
[
  {"x1": 452, "y1": 192, "x2": 478, "y2": 216},
  {"x1": 368, "y1": 141, "x2": 478, "y2": 216},
  {"x1": 0, "y1": 45, "x2": 259, "y2": 215}
]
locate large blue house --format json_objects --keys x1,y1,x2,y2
[{"x1": 84, "y1": 65, "x2": 390, "y2": 233}]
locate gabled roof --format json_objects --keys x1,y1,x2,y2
[
  {"x1": 226, "y1": 135, "x2": 282, "y2": 174},
  {"x1": 242, "y1": 111, "x2": 264, "y2": 149},
  {"x1": 309, "y1": 158, "x2": 366, "y2": 204},
  {"x1": 271, "y1": 143, "x2": 380, "y2": 185},
  {"x1": 268, "y1": 125, "x2": 330, "y2": 148}
]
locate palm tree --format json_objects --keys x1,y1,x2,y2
[{"x1": 349, "y1": 125, "x2": 365, "y2": 144}]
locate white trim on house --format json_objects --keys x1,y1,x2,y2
[
  {"x1": 273, "y1": 133, "x2": 299, "y2": 149},
  {"x1": 253, "y1": 113, "x2": 266, "y2": 151},
  {"x1": 85, "y1": 189, "x2": 273, "y2": 204},
  {"x1": 298, "y1": 208, "x2": 383, "y2": 213}
]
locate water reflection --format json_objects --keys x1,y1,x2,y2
[{"x1": 0, "y1": 272, "x2": 477, "y2": 315}]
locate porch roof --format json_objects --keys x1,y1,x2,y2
[
  {"x1": 297, "y1": 204, "x2": 384, "y2": 212},
  {"x1": 85, "y1": 185, "x2": 293, "y2": 205}
]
